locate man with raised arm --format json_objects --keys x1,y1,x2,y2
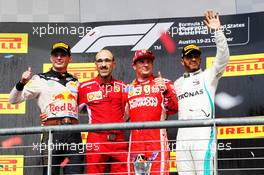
[{"x1": 174, "y1": 10, "x2": 230, "y2": 175}]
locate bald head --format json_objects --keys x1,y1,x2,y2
[{"x1": 96, "y1": 49, "x2": 114, "y2": 61}]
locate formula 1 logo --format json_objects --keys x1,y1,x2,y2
[{"x1": 71, "y1": 22, "x2": 174, "y2": 53}]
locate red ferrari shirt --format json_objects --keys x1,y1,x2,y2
[
  {"x1": 78, "y1": 76, "x2": 127, "y2": 124},
  {"x1": 126, "y1": 75, "x2": 178, "y2": 122}
]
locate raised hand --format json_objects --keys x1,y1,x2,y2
[
  {"x1": 154, "y1": 71, "x2": 167, "y2": 92},
  {"x1": 20, "y1": 67, "x2": 32, "y2": 84},
  {"x1": 204, "y1": 10, "x2": 221, "y2": 31}
]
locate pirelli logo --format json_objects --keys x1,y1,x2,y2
[
  {"x1": 206, "y1": 53, "x2": 264, "y2": 76},
  {"x1": 0, "y1": 155, "x2": 24, "y2": 175},
  {"x1": 169, "y1": 152, "x2": 177, "y2": 172},
  {"x1": 0, "y1": 94, "x2": 25, "y2": 114},
  {"x1": 217, "y1": 125, "x2": 264, "y2": 139},
  {"x1": 81, "y1": 132, "x2": 88, "y2": 144},
  {"x1": 43, "y1": 63, "x2": 98, "y2": 82},
  {"x1": 0, "y1": 33, "x2": 28, "y2": 53}
]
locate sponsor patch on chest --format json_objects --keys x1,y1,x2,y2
[
  {"x1": 177, "y1": 89, "x2": 204, "y2": 100},
  {"x1": 87, "y1": 91, "x2": 103, "y2": 102},
  {"x1": 129, "y1": 96, "x2": 158, "y2": 109},
  {"x1": 127, "y1": 85, "x2": 160, "y2": 97}
]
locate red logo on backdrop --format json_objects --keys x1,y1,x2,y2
[
  {"x1": 0, "y1": 34, "x2": 28, "y2": 53},
  {"x1": 0, "y1": 160, "x2": 17, "y2": 172},
  {"x1": 0, "y1": 38, "x2": 21, "y2": 49}
]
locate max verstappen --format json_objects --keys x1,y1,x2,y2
[{"x1": 9, "y1": 42, "x2": 83, "y2": 175}]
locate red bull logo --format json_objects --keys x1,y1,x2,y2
[
  {"x1": 50, "y1": 92, "x2": 77, "y2": 113},
  {"x1": 49, "y1": 103, "x2": 77, "y2": 113},
  {"x1": 54, "y1": 94, "x2": 65, "y2": 100},
  {"x1": 53, "y1": 92, "x2": 77, "y2": 101},
  {"x1": 67, "y1": 94, "x2": 76, "y2": 100}
]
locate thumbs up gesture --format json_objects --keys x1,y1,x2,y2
[
  {"x1": 154, "y1": 71, "x2": 167, "y2": 93},
  {"x1": 20, "y1": 67, "x2": 32, "y2": 84}
]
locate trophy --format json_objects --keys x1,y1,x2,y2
[{"x1": 132, "y1": 152, "x2": 158, "y2": 175}]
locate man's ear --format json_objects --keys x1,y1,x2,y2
[
  {"x1": 132, "y1": 64, "x2": 136, "y2": 71},
  {"x1": 113, "y1": 60, "x2": 116, "y2": 68},
  {"x1": 180, "y1": 58, "x2": 184, "y2": 66},
  {"x1": 69, "y1": 56, "x2": 72, "y2": 63}
]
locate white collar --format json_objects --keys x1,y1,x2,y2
[{"x1": 183, "y1": 69, "x2": 202, "y2": 78}]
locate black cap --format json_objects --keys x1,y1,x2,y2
[
  {"x1": 182, "y1": 44, "x2": 201, "y2": 57},
  {"x1": 51, "y1": 42, "x2": 71, "y2": 56}
]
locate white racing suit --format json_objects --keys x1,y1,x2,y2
[
  {"x1": 174, "y1": 30, "x2": 230, "y2": 175},
  {"x1": 9, "y1": 70, "x2": 83, "y2": 175},
  {"x1": 9, "y1": 70, "x2": 79, "y2": 120}
]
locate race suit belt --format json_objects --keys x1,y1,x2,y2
[
  {"x1": 44, "y1": 117, "x2": 79, "y2": 126},
  {"x1": 93, "y1": 132, "x2": 124, "y2": 141},
  {"x1": 107, "y1": 133, "x2": 116, "y2": 141}
]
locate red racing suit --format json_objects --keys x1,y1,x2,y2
[
  {"x1": 125, "y1": 76, "x2": 178, "y2": 175},
  {"x1": 78, "y1": 76, "x2": 128, "y2": 175}
]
